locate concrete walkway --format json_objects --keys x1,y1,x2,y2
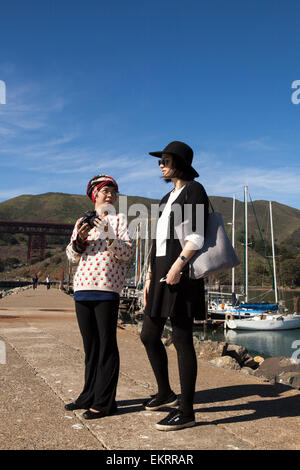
[{"x1": 0, "y1": 286, "x2": 300, "y2": 450}]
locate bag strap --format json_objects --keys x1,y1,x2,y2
[{"x1": 208, "y1": 198, "x2": 214, "y2": 213}]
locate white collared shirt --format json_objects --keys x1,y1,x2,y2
[{"x1": 156, "y1": 185, "x2": 204, "y2": 257}]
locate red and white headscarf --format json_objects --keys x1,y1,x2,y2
[{"x1": 87, "y1": 174, "x2": 119, "y2": 203}]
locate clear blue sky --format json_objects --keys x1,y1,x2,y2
[{"x1": 1, "y1": 0, "x2": 300, "y2": 209}]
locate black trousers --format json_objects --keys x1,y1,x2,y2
[
  {"x1": 75, "y1": 300, "x2": 119, "y2": 413},
  {"x1": 140, "y1": 315, "x2": 197, "y2": 417}
]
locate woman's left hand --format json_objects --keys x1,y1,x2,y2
[
  {"x1": 165, "y1": 263, "x2": 182, "y2": 285},
  {"x1": 94, "y1": 214, "x2": 114, "y2": 245}
]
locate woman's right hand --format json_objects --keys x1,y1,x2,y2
[
  {"x1": 77, "y1": 222, "x2": 91, "y2": 241},
  {"x1": 144, "y1": 279, "x2": 151, "y2": 307}
]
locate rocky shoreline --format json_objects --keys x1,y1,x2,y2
[
  {"x1": 193, "y1": 338, "x2": 300, "y2": 390},
  {"x1": 0, "y1": 285, "x2": 33, "y2": 299},
  {"x1": 122, "y1": 322, "x2": 300, "y2": 392}
]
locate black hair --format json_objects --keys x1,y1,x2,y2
[{"x1": 162, "y1": 154, "x2": 195, "y2": 183}]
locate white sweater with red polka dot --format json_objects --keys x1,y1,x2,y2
[{"x1": 66, "y1": 213, "x2": 133, "y2": 294}]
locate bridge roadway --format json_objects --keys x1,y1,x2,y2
[
  {"x1": 0, "y1": 219, "x2": 73, "y2": 260},
  {"x1": 0, "y1": 219, "x2": 73, "y2": 235},
  {"x1": 0, "y1": 286, "x2": 299, "y2": 451}
]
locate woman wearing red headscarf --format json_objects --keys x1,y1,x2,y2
[{"x1": 65, "y1": 174, "x2": 133, "y2": 419}]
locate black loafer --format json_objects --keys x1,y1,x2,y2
[
  {"x1": 82, "y1": 404, "x2": 118, "y2": 420},
  {"x1": 82, "y1": 409, "x2": 107, "y2": 420},
  {"x1": 64, "y1": 402, "x2": 88, "y2": 411}
]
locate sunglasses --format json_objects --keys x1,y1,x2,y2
[
  {"x1": 98, "y1": 188, "x2": 117, "y2": 196},
  {"x1": 158, "y1": 158, "x2": 171, "y2": 167}
]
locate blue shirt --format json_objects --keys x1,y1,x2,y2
[{"x1": 74, "y1": 290, "x2": 120, "y2": 302}]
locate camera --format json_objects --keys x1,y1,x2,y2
[{"x1": 79, "y1": 210, "x2": 99, "y2": 228}]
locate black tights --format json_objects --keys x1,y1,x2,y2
[{"x1": 140, "y1": 315, "x2": 197, "y2": 417}]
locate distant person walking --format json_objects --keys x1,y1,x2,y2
[
  {"x1": 65, "y1": 174, "x2": 133, "y2": 420},
  {"x1": 46, "y1": 275, "x2": 51, "y2": 290},
  {"x1": 141, "y1": 141, "x2": 209, "y2": 431},
  {"x1": 32, "y1": 274, "x2": 38, "y2": 290}
]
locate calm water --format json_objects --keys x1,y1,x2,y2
[
  {"x1": 197, "y1": 288, "x2": 300, "y2": 359},
  {"x1": 197, "y1": 327, "x2": 300, "y2": 359}
]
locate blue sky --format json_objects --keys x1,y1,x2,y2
[{"x1": 1, "y1": 0, "x2": 300, "y2": 209}]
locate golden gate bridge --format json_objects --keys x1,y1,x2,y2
[{"x1": 0, "y1": 220, "x2": 73, "y2": 261}]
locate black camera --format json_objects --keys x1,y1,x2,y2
[{"x1": 79, "y1": 210, "x2": 99, "y2": 228}]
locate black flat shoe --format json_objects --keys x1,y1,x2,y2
[
  {"x1": 143, "y1": 392, "x2": 178, "y2": 411},
  {"x1": 64, "y1": 402, "x2": 88, "y2": 411},
  {"x1": 82, "y1": 409, "x2": 107, "y2": 420},
  {"x1": 82, "y1": 405, "x2": 118, "y2": 420}
]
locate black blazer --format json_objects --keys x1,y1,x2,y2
[{"x1": 150, "y1": 180, "x2": 209, "y2": 273}]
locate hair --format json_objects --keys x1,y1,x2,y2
[{"x1": 162, "y1": 154, "x2": 195, "y2": 183}]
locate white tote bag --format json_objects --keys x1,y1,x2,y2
[
  {"x1": 175, "y1": 196, "x2": 240, "y2": 279},
  {"x1": 188, "y1": 211, "x2": 240, "y2": 279}
]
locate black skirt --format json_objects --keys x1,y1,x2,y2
[
  {"x1": 144, "y1": 255, "x2": 206, "y2": 320},
  {"x1": 144, "y1": 181, "x2": 209, "y2": 320}
]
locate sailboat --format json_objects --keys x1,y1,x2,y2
[
  {"x1": 225, "y1": 199, "x2": 300, "y2": 330},
  {"x1": 224, "y1": 312, "x2": 300, "y2": 330},
  {"x1": 209, "y1": 188, "x2": 279, "y2": 320}
]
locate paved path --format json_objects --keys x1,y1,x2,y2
[{"x1": 0, "y1": 286, "x2": 300, "y2": 450}]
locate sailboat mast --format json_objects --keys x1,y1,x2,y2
[
  {"x1": 269, "y1": 201, "x2": 278, "y2": 303},
  {"x1": 143, "y1": 217, "x2": 149, "y2": 285},
  {"x1": 244, "y1": 186, "x2": 248, "y2": 302},
  {"x1": 134, "y1": 224, "x2": 139, "y2": 286},
  {"x1": 231, "y1": 194, "x2": 236, "y2": 294}
]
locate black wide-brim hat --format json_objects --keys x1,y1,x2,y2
[{"x1": 149, "y1": 140, "x2": 199, "y2": 178}]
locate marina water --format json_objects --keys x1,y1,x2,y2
[{"x1": 196, "y1": 288, "x2": 300, "y2": 359}]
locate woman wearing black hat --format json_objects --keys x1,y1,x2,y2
[{"x1": 141, "y1": 141, "x2": 209, "y2": 431}]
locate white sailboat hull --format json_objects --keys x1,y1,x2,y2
[{"x1": 226, "y1": 314, "x2": 300, "y2": 331}]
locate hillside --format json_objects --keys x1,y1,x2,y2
[
  {"x1": 1, "y1": 192, "x2": 300, "y2": 243},
  {"x1": 1, "y1": 192, "x2": 300, "y2": 286},
  {"x1": 0, "y1": 192, "x2": 159, "y2": 224}
]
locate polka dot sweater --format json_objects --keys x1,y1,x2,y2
[{"x1": 66, "y1": 213, "x2": 133, "y2": 295}]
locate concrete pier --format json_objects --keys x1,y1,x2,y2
[{"x1": 0, "y1": 286, "x2": 300, "y2": 450}]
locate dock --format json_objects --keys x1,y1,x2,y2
[{"x1": 0, "y1": 286, "x2": 300, "y2": 450}]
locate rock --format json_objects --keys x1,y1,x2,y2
[
  {"x1": 196, "y1": 340, "x2": 227, "y2": 361},
  {"x1": 254, "y1": 356, "x2": 300, "y2": 383},
  {"x1": 210, "y1": 356, "x2": 241, "y2": 370},
  {"x1": 240, "y1": 367, "x2": 256, "y2": 376},
  {"x1": 278, "y1": 372, "x2": 300, "y2": 390},
  {"x1": 224, "y1": 344, "x2": 248, "y2": 365},
  {"x1": 253, "y1": 356, "x2": 264, "y2": 365},
  {"x1": 242, "y1": 354, "x2": 261, "y2": 369}
]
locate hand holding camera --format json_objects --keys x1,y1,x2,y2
[{"x1": 77, "y1": 210, "x2": 109, "y2": 242}]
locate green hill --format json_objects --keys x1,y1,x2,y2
[{"x1": 0, "y1": 192, "x2": 159, "y2": 224}]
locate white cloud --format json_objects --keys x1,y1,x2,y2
[
  {"x1": 201, "y1": 164, "x2": 300, "y2": 204},
  {"x1": 236, "y1": 138, "x2": 278, "y2": 152}
]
